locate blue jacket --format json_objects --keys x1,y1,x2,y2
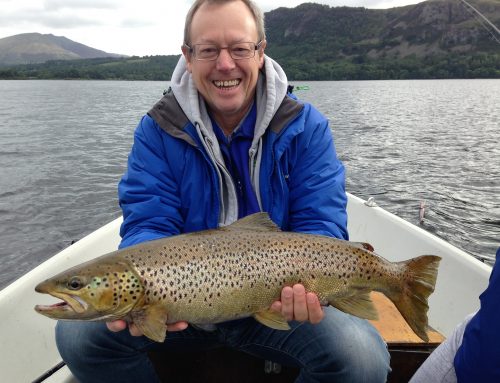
[
  {"x1": 454, "y1": 247, "x2": 500, "y2": 382},
  {"x1": 118, "y1": 92, "x2": 348, "y2": 248}
]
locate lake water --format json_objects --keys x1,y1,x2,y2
[{"x1": 0, "y1": 79, "x2": 499, "y2": 290}]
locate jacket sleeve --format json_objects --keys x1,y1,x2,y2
[
  {"x1": 118, "y1": 115, "x2": 184, "y2": 248},
  {"x1": 287, "y1": 105, "x2": 348, "y2": 240},
  {"x1": 453, "y1": 247, "x2": 500, "y2": 382}
]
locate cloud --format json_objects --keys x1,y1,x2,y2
[
  {"x1": 120, "y1": 18, "x2": 156, "y2": 28},
  {"x1": 0, "y1": 11, "x2": 102, "y2": 29},
  {"x1": 0, "y1": 9, "x2": 103, "y2": 29},
  {"x1": 0, "y1": 0, "x2": 119, "y2": 29},
  {"x1": 43, "y1": 0, "x2": 120, "y2": 11}
]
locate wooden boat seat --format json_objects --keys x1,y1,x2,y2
[
  {"x1": 369, "y1": 292, "x2": 445, "y2": 382},
  {"x1": 150, "y1": 292, "x2": 445, "y2": 382}
]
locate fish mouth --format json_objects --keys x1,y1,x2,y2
[{"x1": 35, "y1": 292, "x2": 88, "y2": 316}]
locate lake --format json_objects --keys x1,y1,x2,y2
[{"x1": 0, "y1": 79, "x2": 498, "y2": 290}]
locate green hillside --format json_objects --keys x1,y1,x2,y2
[
  {"x1": 1, "y1": 0, "x2": 499, "y2": 80},
  {"x1": 264, "y1": 0, "x2": 500, "y2": 79}
]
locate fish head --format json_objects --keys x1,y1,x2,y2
[{"x1": 34, "y1": 257, "x2": 144, "y2": 321}]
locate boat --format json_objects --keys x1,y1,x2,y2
[{"x1": 0, "y1": 193, "x2": 491, "y2": 383}]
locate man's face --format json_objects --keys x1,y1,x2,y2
[{"x1": 183, "y1": 1, "x2": 265, "y2": 132}]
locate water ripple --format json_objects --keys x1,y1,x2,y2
[{"x1": 0, "y1": 79, "x2": 499, "y2": 289}]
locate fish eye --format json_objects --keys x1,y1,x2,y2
[{"x1": 67, "y1": 277, "x2": 83, "y2": 290}]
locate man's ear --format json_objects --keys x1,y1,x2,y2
[{"x1": 181, "y1": 45, "x2": 193, "y2": 73}]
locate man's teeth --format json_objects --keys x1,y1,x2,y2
[{"x1": 214, "y1": 80, "x2": 240, "y2": 88}]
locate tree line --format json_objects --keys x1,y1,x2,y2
[{"x1": 0, "y1": 53, "x2": 498, "y2": 81}]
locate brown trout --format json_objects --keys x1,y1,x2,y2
[{"x1": 35, "y1": 213, "x2": 441, "y2": 342}]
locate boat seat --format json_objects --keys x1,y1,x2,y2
[
  {"x1": 149, "y1": 292, "x2": 445, "y2": 383},
  {"x1": 369, "y1": 292, "x2": 445, "y2": 382}
]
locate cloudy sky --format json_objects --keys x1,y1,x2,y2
[{"x1": 0, "y1": 0, "x2": 426, "y2": 56}]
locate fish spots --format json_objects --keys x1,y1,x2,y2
[{"x1": 105, "y1": 224, "x2": 393, "y2": 325}]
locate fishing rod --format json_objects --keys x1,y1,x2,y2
[{"x1": 459, "y1": 0, "x2": 500, "y2": 45}]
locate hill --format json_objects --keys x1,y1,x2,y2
[
  {"x1": 0, "y1": 33, "x2": 123, "y2": 66},
  {"x1": 0, "y1": 0, "x2": 499, "y2": 80},
  {"x1": 264, "y1": 0, "x2": 500, "y2": 79}
]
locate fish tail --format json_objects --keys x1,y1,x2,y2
[{"x1": 385, "y1": 255, "x2": 441, "y2": 342}]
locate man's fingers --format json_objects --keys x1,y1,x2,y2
[
  {"x1": 292, "y1": 284, "x2": 308, "y2": 322},
  {"x1": 106, "y1": 320, "x2": 127, "y2": 332},
  {"x1": 306, "y1": 292, "x2": 324, "y2": 324},
  {"x1": 281, "y1": 286, "x2": 294, "y2": 321},
  {"x1": 128, "y1": 322, "x2": 144, "y2": 336},
  {"x1": 107, "y1": 320, "x2": 144, "y2": 337},
  {"x1": 167, "y1": 321, "x2": 189, "y2": 332},
  {"x1": 107, "y1": 319, "x2": 188, "y2": 336},
  {"x1": 270, "y1": 301, "x2": 282, "y2": 313}
]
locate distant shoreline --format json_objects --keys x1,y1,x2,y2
[{"x1": 1, "y1": 53, "x2": 499, "y2": 81}]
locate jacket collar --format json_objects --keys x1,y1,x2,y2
[
  {"x1": 148, "y1": 89, "x2": 304, "y2": 147},
  {"x1": 147, "y1": 89, "x2": 196, "y2": 147}
]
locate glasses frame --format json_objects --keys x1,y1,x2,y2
[{"x1": 184, "y1": 41, "x2": 264, "y2": 61}]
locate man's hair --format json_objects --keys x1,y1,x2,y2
[{"x1": 183, "y1": 0, "x2": 266, "y2": 45}]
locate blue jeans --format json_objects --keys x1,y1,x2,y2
[{"x1": 56, "y1": 307, "x2": 390, "y2": 383}]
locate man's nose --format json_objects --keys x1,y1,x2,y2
[{"x1": 216, "y1": 48, "x2": 236, "y2": 70}]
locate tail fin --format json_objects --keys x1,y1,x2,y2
[{"x1": 385, "y1": 255, "x2": 441, "y2": 342}]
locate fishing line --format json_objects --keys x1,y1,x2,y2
[{"x1": 459, "y1": 0, "x2": 500, "y2": 45}]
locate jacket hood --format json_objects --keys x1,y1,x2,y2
[{"x1": 168, "y1": 54, "x2": 289, "y2": 226}]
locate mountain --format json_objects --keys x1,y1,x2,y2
[
  {"x1": 264, "y1": 0, "x2": 500, "y2": 79},
  {"x1": 0, "y1": 0, "x2": 498, "y2": 80},
  {"x1": 266, "y1": 0, "x2": 500, "y2": 58},
  {"x1": 0, "y1": 33, "x2": 124, "y2": 66}
]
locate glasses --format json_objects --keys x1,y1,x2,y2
[{"x1": 185, "y1": 41, "x2": 263, "y2": 61}]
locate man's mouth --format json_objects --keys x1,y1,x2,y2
[{"x1": 213, "y1": 79, "x2": 241, "y2": 89}]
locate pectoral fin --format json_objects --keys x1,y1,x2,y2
[
  {"x1": 329, "y1": 290, "x2": 379, "y2": 320},
  {"x1": 130, "y1": 304, "x2": 169, "y2": 342},
  {"x1": 254, "y1": 310, "x2": 290, "y2": 330}
]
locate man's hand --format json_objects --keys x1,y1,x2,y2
[
  {"x1": 106, "y1": 320, "x2": 188, "y2": 336},
  {"x1": 270, "y1": 284, "x2": 324, "y2": 324}
]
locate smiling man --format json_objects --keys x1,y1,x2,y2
[
  {"x1": 55, "y1": 1, "x2": 391, "y2": 382},
  {"x1": 182, "y1": 0, "x2": 266, "y2": 135}
]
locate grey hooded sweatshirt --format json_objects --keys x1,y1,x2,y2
[{"x1": 169, "y1": 55, "x2": 289, "y2": 226}]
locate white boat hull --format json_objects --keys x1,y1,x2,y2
[{"x1": 0, "y1": 193, "x2": 491, "y2": 382}]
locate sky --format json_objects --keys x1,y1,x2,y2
[{"x1": 0, "y1": 0, "x2": 426, "y2": 57}]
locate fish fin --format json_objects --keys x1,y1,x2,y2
[
  {"x1": 223, "y1": 212, "x2": 281, "y2": 232},
  {"x1": 254, "y1": 310, "x2": 290, "y2": 330},
  {"x1": 384, "y1": 255, "x2": 441, "y2": 342},
  {"x1": 329, "y1": 290, "x2": 379, "y2": 320},
  {"x1": 130, "y1": 304, "x2": 169, "y2": 343},
  {"x1": 350, "y1": 242, "x2": 375, "y2": 253}
]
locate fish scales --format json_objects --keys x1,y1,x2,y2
[
  {"x1": 35, "y1": 213, "x2": 441, "y2": 343},
  {"x1": 102, "y1": 230, "x2": 403, "y2": 324}
]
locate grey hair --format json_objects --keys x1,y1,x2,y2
[{"x1": 183, "y1": 0, "x2": 266, "y2": 45}]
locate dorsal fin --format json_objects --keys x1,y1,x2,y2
[
  {"x1": 223, "y1": 213, "x2": 281, "y2": 232},
  {"x1": 350, "y1": 242, "x2": 375, "y2": 253}
]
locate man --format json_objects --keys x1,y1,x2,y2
[
  {"x1": 410, "y1": 247, "x2": 500, "y2": 383},
  {"x1": 56, "y1": 1, "x2": 390, "y2": 381}
]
